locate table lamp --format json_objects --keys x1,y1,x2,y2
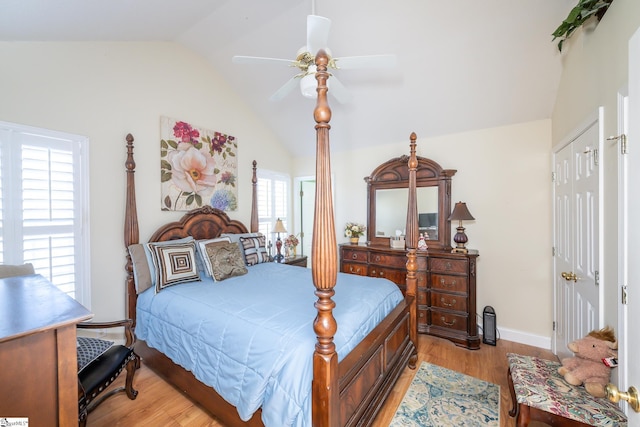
[
  {"x1": 448, "y1": 202, "x2": 475, "y2": 254},
  {"x1": 273, "y1": 218, "x2": 287, "y2": 262}
]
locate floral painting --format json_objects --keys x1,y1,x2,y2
[{"x1": 160, "y1": 116, "x2": 238, "y2": 211}]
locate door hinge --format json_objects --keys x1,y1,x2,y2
[
  {"x1": 622, "y1": 285, "x2": 628, "y2": 305},
  {"x1": 607, "y1": 134, "x2": 628, "y2": 155},
  {"x1": 551, "y1": 172, "x2": 557, "y2": 183},
  {"x1": 595, "y1": 270, "x2": 600, "y2": 286},
  {"x1": 593, "y1": 148, "x2": 599, "y2": 166},
  {"x1": 553, "y1": 321, "x2": 556, "y2": 331},
  {"x1": 552, "y1": 246, "x2": 556, "y2": 257}
]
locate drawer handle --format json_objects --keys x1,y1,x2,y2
[
  {"x1": 352, "y1": 253, "x2": 358, "y2": 259},
  {"x1": 440, "y1": 297, "x2": 456, "y2": 307},
  {"x1": 379, "y1": 271, "x2": 384, "y2": 277},
  {"x1": 441, "y1": 316, "x2": 456, "y2": 326},
  {"x1": 350, "y1": 266, "x2": 359, "y2": 274},
  {"x1": 445, "y1": 262, "x2": 452, "y2": 270},
  {"x1": 375, "y1": 256, "x2": 381, "y2": 262},
  {"x1": 440, "y1": 278, "x2": 457, "y2": 287},
  {"x1": 419, "y1": 312, "x2": 424, "y2": 318}
]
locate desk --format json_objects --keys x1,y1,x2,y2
[{"x1": 0, "y1": 274, "x2": 93, "y2": 426}]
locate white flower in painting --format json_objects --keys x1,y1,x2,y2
[{"x1": 168, "y1": 145, "x2": 217, "y2": 193}]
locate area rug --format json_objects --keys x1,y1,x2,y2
[{"x1": 390, "y1": 362, "x2": 500, "y2": 426}]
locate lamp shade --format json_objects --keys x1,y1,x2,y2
[
  {"x1": 448, "y1": 202, "x2": 475, "y2": 222},
  {"x1": 273, "y1": 218, "x2": 287, "y2": 233}
]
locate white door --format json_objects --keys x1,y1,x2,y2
[
  {"x1": 294, "y1": 176, "x2": 316, "y2": 259},
  {"x1": 553, "y1": 115, "x2": 601, "y2": 359},
  {"x1": 554, "y1": 142, "x2": 573, "y2": 359},
  {"x1": 620, "y1": 26, "x2": 640, "y2": 423}
]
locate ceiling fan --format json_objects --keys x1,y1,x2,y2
[{"x1": 232, "y1": 14, "x2": 396, "y2": 104}]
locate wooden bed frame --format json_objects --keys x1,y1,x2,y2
[{"x1": 123, "y1": 50, "x2": 419, "y2": 427}]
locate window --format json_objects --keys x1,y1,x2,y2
[
  {"x1": 0, "y1": 121, "x2": 90, "y2": 307},
  {"x1": 256, "y1": 169, "x2": 289, "y2": 254}
]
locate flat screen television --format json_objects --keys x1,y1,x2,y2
[{"x1": 418, "y1": 212, "x2": 438, "y2": 228}]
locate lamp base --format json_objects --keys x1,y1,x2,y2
[
  {"x1": 274, "y1": 254, "x2": 285, "y2": 262},
  {"x1": 451, "y1": 247, "x2": 469, "y2": 254}
]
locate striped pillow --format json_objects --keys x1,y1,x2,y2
[
  {"x1": 240, "y1": 235, "x2": 269, "y2": 266},
  {"x1": 147, "y1": 241, "x2": 200, "y2": 292}
]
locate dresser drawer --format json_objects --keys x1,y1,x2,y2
[
  {"x1": 417, "y1": 308, "x2": 428, "y2": 325},
  {"x1": 342, "y1": 248, "x2": 368, "y2": 263},
  {"x1": 342, "y1": 262, "x2": 368, "y2": 276},
  {"x1": 417, "y1": 289, "x2": 427, "y2": 305},
  {"x1": 369, "y1": 252, "x2": 406, "y2": 268},
  {"x1": 430, "y1": 257, "x2": 468, "y2": 274},
  {"x1": 430, "y1": 291, "x2": 467, "y2": 312},
  {"x1": 431, "y1": 274, "x2": 467, "y2": 293},
  {"x1": 369, "y1": 267, "x2": 405, "y2": 286},
  {"x1": 429, "y1": 310, "x2": 468, "y2": 333}
]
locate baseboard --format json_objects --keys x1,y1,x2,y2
[{"x1": 478, "y1": 322, "x2": 552, "y2": 350}]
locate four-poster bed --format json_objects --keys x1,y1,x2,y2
[{"x1": 123, "y1": 50, "x2": 420, "y2": 426}]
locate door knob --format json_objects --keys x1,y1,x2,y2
[
  {"x1": 561, "y1": 272, "x2": 578, "y2": 282},
  {"x1": 605, "y1": 383, "x2": 639, "y2": 412}
]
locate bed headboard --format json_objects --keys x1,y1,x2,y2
[{"x1": 148, "y1": 206, "x2": 248, "y2": 242}]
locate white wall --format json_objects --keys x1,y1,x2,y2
[
  {"x1": 0, "y1": 41, "x2": 291, "y2": 320},
  {"x1": 293, "y1": 120, "x2": 554, "y2": 342},
  {"x1": 552, "y1": 0, "x2": 640, "y2": 332}
]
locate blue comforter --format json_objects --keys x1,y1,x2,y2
[{"x1": 136, "y1": 262, "x2": 403, "y2": 427}]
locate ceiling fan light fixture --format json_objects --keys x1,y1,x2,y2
[
  {"x1": 300, "y1": 65, "x2": 329, "y2": 99},
  {"x1": 300, "y1": 73, "x2": 317, "y2": 98}
]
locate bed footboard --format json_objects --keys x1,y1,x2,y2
[{"x1": 338, "y1": 296, "x2": 415, "y2": 426}]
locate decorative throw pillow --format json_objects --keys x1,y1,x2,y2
[
  {"x1": 221, "y1": 232, "x2": 261, "y2": 264},
  {"x1": 196, "y1": 237, "x2": 232, "y2": 277},
  {"x1": 147, "y1": 241, "x2": 200, "y2": 292},
  {"x1": 128, "y1": 244, "x2": 153, "y2": 293},
  {"x1": 240, "y1": 235, "x2": 269, "y2": 266},
  {"x1": 77, "y1": 337, "x2": 114, "y2": 373},
  {"x1": 205, "y1": 241, "x2": 248, "y2": 281}
]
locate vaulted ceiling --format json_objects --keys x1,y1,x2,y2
[{"x1": 0, "y1": 0, "x2": 575, "y2": 156}]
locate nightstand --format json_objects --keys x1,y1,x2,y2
[{"x1": 278, "y1": 255, "x2": 308, "y2": 268}]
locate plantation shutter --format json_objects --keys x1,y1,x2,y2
[
  {"x1": 256, "y1": 169, "x2": 289, "y2": 252},
  {"x1": 0, "y1": 122, "x2": 90, "y2": 306}
]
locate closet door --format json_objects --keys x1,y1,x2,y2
[{"x1": 553, "y1": 114, "x2": 601, "y2": 358}]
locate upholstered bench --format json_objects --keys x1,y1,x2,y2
[{"x1": 507, "y1": 353, "x2": 627, "y2": 426}]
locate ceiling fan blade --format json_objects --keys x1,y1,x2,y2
[
  {"x1": 327, "y1": 75, "x2": 352, "y2": 104},
  {"x1": 331, "y1": 54, "x2": 397, "y2": 70},
  {"x1": 306, "y1": 15, "x2": 331, "y2": 55},
  {"x1": 232, "y1": 55, "x2": 296, "y2": 66},
  {"x1": 269, "y1": 76, "x2": 301, "y2": 102}
]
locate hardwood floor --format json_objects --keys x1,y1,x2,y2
[{"x1": 88, "y1": 334, "x2": 557, "y2": 426}]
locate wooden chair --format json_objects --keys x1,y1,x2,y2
[
  {"x1": 77, "y1": 319, "x2": 140, "y2": 426},
  {"x1": 0, "y1": 263, "x2": 139, "y2": 426}
]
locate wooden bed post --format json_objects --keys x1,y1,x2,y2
[
  {"x1": 251, "y1": 160, "x2": 259, "y2": 233},
  {"x1": 311, "y1": 49, "x2": 339, "y2": 427},
  {"x1": 405, "y1": 133, "x2": 419, "y2": 364},
  {"x1": 124, "y1": 133, "x2": 139, "y2": 326}
]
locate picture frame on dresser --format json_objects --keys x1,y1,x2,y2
[{"x1": 340, "y1": 147, "x2": 481, "y2": 350}]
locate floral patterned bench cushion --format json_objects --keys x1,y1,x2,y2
[{"x1": 507, "y1": 353, "x2": 627, "y2": 426}]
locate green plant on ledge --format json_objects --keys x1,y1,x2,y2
[{"x1": 552, "y1": 0, "x2": 613, "y2": 52}]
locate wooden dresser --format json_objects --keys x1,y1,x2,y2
[
  {"x1": 340, "y1": 244, "x2": 480, "y2": 349},
  {"x1": 0, "y1": 274, "x2": 93, "y2": 425}
]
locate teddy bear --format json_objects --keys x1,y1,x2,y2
[{"x1": 557, "y1": 326, "x2": 618, "y2": 398}]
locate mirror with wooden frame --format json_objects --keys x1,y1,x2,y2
[{"x1": 365, "y1": 154, "x2": 456, "y2": 251}]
